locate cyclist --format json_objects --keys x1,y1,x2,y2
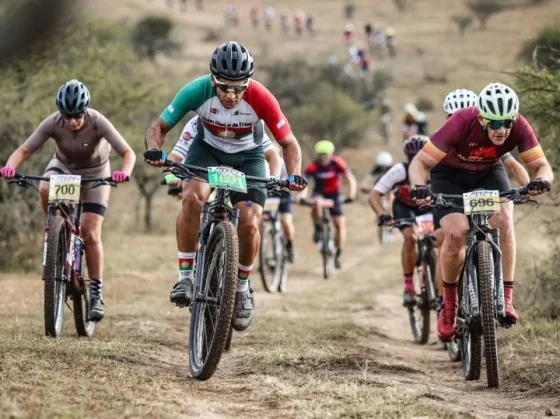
[
  {"x1": 300, "y1": 140, "x2": 357, "y2": 269},
  {"x1": 409, "y1": 82, "x2": 553, "y2": 341},
  {"x1": 359, "y1": 151, "x2": 393, "y2": 193},
  {"x1": 0, "y1": 79, "x2": 135, "y2": 322},
  {"x1": 369, "y1": 135, "x2": 430, "y2": 305},
  {"x1": 143, "y1": 41, "x2": 307, "y2": 332},
  {"x1": 402, "y1": 103, "x2": 428, "y2": 141},
  {"x1": 433, "y1": 89, "x2": 531, "y2": 314}
]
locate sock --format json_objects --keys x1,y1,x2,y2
[
  {"x1": 237, "y1": 264, "x2": 252, "y2": 292},
  {"x1": 442, "y1": 281, "x2": 458, "y2": 306},
  {"x1": 90, "y1": 278, "x2": 103, "y2": 298},
  {"x1": 504, "y1": 281, "x2": 513, "y2": 302},
  {"x1": 404, "y1": 273, "x2": 413, "y2": 288},
  {"x1": 178, "y1": 251, "x2": 195, "y2": 280},
  {"x1": 336, "y1": 248, "x2": 342, "y2": 257}
]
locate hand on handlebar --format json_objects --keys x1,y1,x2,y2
[
  {"x1": 377, "y1": 213, "x2": 393, "y2": 226},
  {"x1": 143, "y1": 149, "x2": 167, "y2": 167},
  {"x1": 111, "y1": 171, "x2": 129, "y2": 183},
  {"x1": 287, "y1": 175, "x2": 308, "y2": 192},
  {"x1": 410, "y1": 184, "x2": 432, "y2": 205},
  {"x1": 526, "y1": 178, "x2": 551, "y2": 196},
  {"x1": 0, "y1": 166, "x2": 16, "y2": 180}
]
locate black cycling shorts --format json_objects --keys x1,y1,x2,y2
[
  {"x1": 392, "y1": 200, "x2": 431, "y2": 230},
  {"x1": 312, "y1": 192, "x2": 343, "y2": 217},
  {"x1": 430, "y1": 163, "x2": 511, "y2": 229},
  {"x1": 278, "y1": 190, "x2": 292, "y2": 214}
]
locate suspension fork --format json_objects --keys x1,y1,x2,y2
[
  {"x1": 465, "y1": 229, "x2": 480, "y2": 318},
  {"x1": 490, "y1": 228, "x2": 505, "y2": 318}
]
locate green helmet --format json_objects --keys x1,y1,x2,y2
[{"x1": 314, "y1": 140, "x2": 335, "y2": 155}]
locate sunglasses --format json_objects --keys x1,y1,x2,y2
[
  {"x1": 484, "y1": 118, "x2": 514, "y2": 130},
  {"x1": 62, "y1": 112, "x2": 86, "y2": 121},
  {"x1": 213, "y1": 77, "x2": 249, "y2": 94}
]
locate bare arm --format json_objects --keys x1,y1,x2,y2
[
  {"x1": 168, "y1": 152, "x2": 184, "y2": 163},
  {"x1": 504, "y1": 158, "x2": 530, "y2": 186},
  {"x1": 265, "y1": 147, "x2": 282, "y2": 178},
  {"x1": 368, "y1": 190, "x2": 387, "y2": 216},
  {"x1": 343, "y1": 171, "x2": 357, "y2": 200},
  {"x1": 526, "y1": 156, "x2": 554, "y2": 183},
  {"x1": 5, "y1": 145, "x2": 33, "y2": 169},
  {"x1": 117, "y1": 145, "x2": 136, "y2": 176},
  {"x1": 409, "y1": 150, "x2": 439, "y2": 186},
  {"x1": 278, "y1": 132, "x2": 302, "y2": 176},
  {"x1": 145, "y1": 118, "x2": 172, "y2": 150}
]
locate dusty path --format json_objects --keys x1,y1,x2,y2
[{"x1": 1, "y1": 202, "x2": 558, "y2": 418}]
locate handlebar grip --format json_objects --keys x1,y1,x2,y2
[{"x1": 518, "y1": 187, "x2": 529, "y2": 195}]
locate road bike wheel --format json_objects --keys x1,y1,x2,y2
[
  {"x1": 258, "y1": 222, "x2": 281, "y2": 293},
  {"x1": 477, "y1": 241, "x2": 500, "y2": 388},
  {"x1": 407, "y1": 263, "x2": 431, "y2": 344},
  {"x1": 459, "y1": 268, "x2": 482, "y2": 381},
  {"x1": 322, "y1": 223, "x2": 334, "y2": 280},
  {"x1": 189, "y1": 221, "x2": 238, "y2": 380},
  {"x1": 43, "y1": 215, "x2": 68, "y2": 338}
]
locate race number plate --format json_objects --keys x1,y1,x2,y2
[
  {"x1": 263, "y1": 197, "x2": 281, "y2": 212},
  {"x1": 415, "y1": 213, "x2": 434, "y2": 235},
  {"x1": 207, "y1": 167, "x2": 247, "y2": 193},
  {"x1": 48, "y1": 174, "x2": 81, "y2": 203},
  {"x1": 463, "y1": 190, "x2": 500, "y2": 215}
]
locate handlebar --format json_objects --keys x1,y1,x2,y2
[
  {"x1": 3, "y1": 173, "x2": 128, "y2": 188},
  {"x1": 428, "y1": 187, "x2": 532, "y2": 209},
  {"x1": 162, "y1": 160, "x2": 290, "y2": 189}
]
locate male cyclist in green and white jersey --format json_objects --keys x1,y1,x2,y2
[{"x1": 144, "y1": 41, "x2": 307, "y2": 332}]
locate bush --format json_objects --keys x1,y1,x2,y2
[
  {"x1": 131, "y1": 15, "x2": 180, "y2": 61},
  {"x1": 0, "y1": 18, "x2": 164, "y2": 270},
  {"x1": 518, "y1": 23, "x2": 560, "y2": 71},
  {"x1": 452, "y1": 14, "x2": 474, "y2": 36},
  {"x1": 343, "y1": 3, "x2": 355, "y2": 18},
  {"x1": 467, "y1": 0, "x2": 506, "y2": 30}
]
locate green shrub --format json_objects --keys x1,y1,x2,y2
[
  {"x1": 518, "y1": 23, "x2": 560, "y2": 71},
  {"x1": 131, "y1": 15, "x2": 179, "y2": 61}
]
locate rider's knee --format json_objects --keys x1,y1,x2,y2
[
  {"x1": 38, "y1": 181, "x2": 49, "y2": 200},
  {"x1": 238, "y1": 211, "x2": 260, "y2": 236},
  {"x1": 402, "y1": 228, "x2": 417, "y2": 247},
  {"x1": 82, "y1": 224, "x2": 101, "y2": 247},
  {"x1": 181, "y1": 190, "x2": 204, "y2": 212},
  {"x1": 443, "y1": 227, "x2": 467, "y2": 253}
]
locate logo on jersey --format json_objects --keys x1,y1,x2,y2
[
  {"x1": 167, "y1": 105, "x2": 175, "y2": 113},
  {"x1": 211, "y1": 108, "x2": 219, "y2": 114},
  {"x1": 183, "y1": 131, "x2": 192, "y2": 141},
  {"x1": 277, "y1": 119, "x2": 286, "y2": 129}
]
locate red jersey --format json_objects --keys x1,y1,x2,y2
[
  {"x1": 304, "y1": 156, "x2": 349, "y2": 195},
  {"x1": 423, "y1": 107, "x2": 543, "y2": 173}
]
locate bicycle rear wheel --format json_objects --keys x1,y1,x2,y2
[
  {"x1": 43, "y1": 216, "x2": 68, "y2": 338},
  {"x1": 459, "y1": 268, "x2": 482, "y2": 381},
  {"x1": 407, "y1": 263, "x2": 431, "y2": 344},
  {"x1": 258, "y1": 222, "x2": 282, "y2": 292},
  {"x1": 477, "y1": 240, "x2": 500, "y2": 388},
  {"x1": 189, "y1": 221, "x2": 239, "y2": 380}
]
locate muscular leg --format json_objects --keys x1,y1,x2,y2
[
  {"x1": 81, "y1": 212, "x2": 105, "y2": 320},
  {"x1": 401, "y1": 226, "x2": 417, "y2": 276},
  {"x1": 177, "y1": 179, "x2": 211, "y2": 253},
  {"x1": 235, "y1": 201, "x2": 263, "y2": 267},
  {"x1": 280, "y1": 213, "x2": 294, "y2": 242},
  {"x1": 39, "y1": 181, "x2": 49, "y2": 215},
  {"x1": 332, "y1": 215, "x2": 346, "y2": 250},
  {"x1": 435, "y1": 228, "x2": 445, "y2": 298}
]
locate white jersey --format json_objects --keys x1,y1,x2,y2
[
  {"x1": 373, "y1": 163, "x2": 407, "y2": 194},
  {"x1": 172, "y1": 117, "x2": 287, "y2": 179}
]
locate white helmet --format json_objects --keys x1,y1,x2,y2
[
  {"x1": 477, "y1": 82, "x2": 519, "y2": 120},
  {"x1": 376, "y1": 151, "x2": 393, "y2": 167},
  {"x1": 443, "y1": 89, "x2": 478, "y2": 115}
]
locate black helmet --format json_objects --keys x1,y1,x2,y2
[
  {"x1": 210, "y1": 41, "x2": 254, "y2": 81},
  {"x1": 403, "y1": 134, "x2": 429, "y2": 158}
]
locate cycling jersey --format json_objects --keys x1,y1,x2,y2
[
  {"x1": 23, "y1": 109, "x2": 128, "y2": 170},
  {"x1": 373, "y1": 162, "x2": 416, "y2": 207},
  {"x1": 424, "y1": 107, "x2": 544, "y2": 173},
  {"x1": 160, "y1": 75, "x2": 291, "y2": 154},
  {"x1": 304, "y1": 156, "x2": 349, "y2": 195},
  {"x1": 172, "y1": 117, "x2": 287, "y2": 177}
]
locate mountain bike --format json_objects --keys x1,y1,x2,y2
[
  {"x1": 391, "y1": 214, "x2": 438, "y2": 344},
  {"x1": 3, "y1": 173, "x2": 125, "y2": 338},
  {"x1": 163, "y1": 160, "x2": 288, "y2": 380},
  {"x1": 258, "y1": 194, "x2": 288, "y2": 293},
  {"x1": 300, "y1": 197, "x2": 350, "y2": 280},
  {"x1": 430, "y1": 187, "x2": 531, "y2": 388}
]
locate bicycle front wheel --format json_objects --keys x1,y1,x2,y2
[
  {"x1": 459, "y1": 268, "x2": 482, "y2": 381},
  {"x1": 43, "y1": 216, "x2": 68, "y2": 338},
  {"x1": 189, "y1": 221, "x2": 239, "y2": 380},
  {"x1": 477, "y1": 240, "x2": 500, "y2": 388},
  {"x1": 258, "y1": 222, "x2": 282, "y2": 293},
  {"x1": 407, "y1": 264, "x2": 431, "y2": 344},
  {"x1": 322, "y1": 224, "x2": 334, "y2": 280}
]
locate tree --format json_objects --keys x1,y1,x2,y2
[
  {"x1": 131, "y1": 16, "x2": 180, "y2": 62},
  {"x1": 466, "y1": 0, "x2": 506, "y2": 30},
  {"x1": 518, "y1": 23, "x2": 560, "y2": 72},
  {"x1": 452, "y1": 14, "x2": 474, "y2": 36}
]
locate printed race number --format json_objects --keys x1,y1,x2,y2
[
  {"x1": 207, "y1": 166, "x2": 247, "y2": 193},
  {"x1": 463, "y1": 190, "x2": 500, "y2": 215},
  {"x1": 415, "y1": 213, "x2": 434, "y2": 236},
  {"x1": 48, "y1": 174, "x2": 81, "y2": 203}
]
